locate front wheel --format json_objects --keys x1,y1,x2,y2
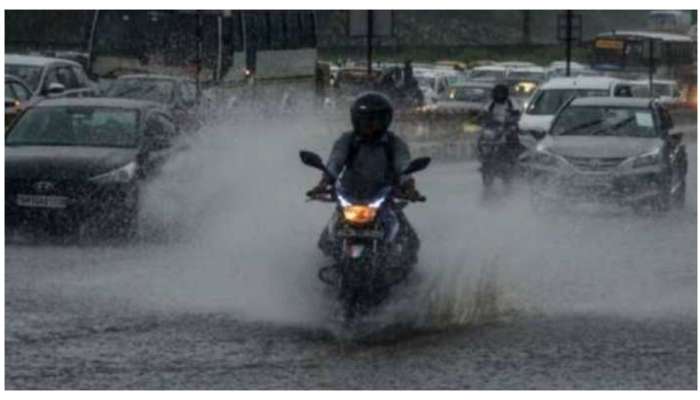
[
  {"x1": 481, "y1": 169, "x2": 494, "y2": 188},
  {"x1": 673, "y1": 179, "x2": 686, "y2": 209}
]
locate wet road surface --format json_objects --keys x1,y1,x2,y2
[{"x1": 5, "y1": 119, "x2": 697, "y2": 389}]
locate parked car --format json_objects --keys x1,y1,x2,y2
[
  {"x1": 432, "y1": 80, "x2": 496, "y2": 114},
  {"x1": 5, "y1": 75, "x2": 36, "y2": 129},
  {"x1": 524, "y1": 97, "x2": 687, "y2": 212},
  {"x1": 518, "y1": 76, "x2": 633, "y2": 137},
  {"x1": 104, "y1": 74, "x2": 202, "y2": 132},
  {"x1": 5, "y1": 54, "x2": 98, "y2": 99},
  {"x1": 5, "y1": 98, "x2": 182, "y2": 237}
]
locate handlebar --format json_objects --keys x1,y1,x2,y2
[{"x1": 305, "y1": 190, "x2": 426, "y2": 203}]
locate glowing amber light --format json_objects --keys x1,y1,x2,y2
[{"x1": 342, "y1": 205, "x2": 377, "y2": 225}]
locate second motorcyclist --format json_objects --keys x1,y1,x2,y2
[{"x1": 477, "y1": 83, "x2": 524, "y2": 187}]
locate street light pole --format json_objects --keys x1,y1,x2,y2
[
  {"x1": 367, "y1": 10, "x2": 374, "y2": 77},
  {"x1": 566, "y1": 10, "x2": 573, "y2": 77}
]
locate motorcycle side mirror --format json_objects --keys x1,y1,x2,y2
[
  {"x1": 299, "y1": 150, "x2": 325, "y2": 170},
  {"x1": 402, "y1": 157, "x2": 431, "y2": 175},
  {"x1": 299, "y1": 150, "x2": 337, "y2": 181}
]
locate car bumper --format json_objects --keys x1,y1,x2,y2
[
  {"x1": 5, "y1": 181, "x2": 137, "y2": 227},
  {"x1": 529, "y1": 168, "x2": 665, "y2": 205}
]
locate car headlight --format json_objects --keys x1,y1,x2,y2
[
  {"x1": 629, "y1": 150, "x2": 662, "y2": 169},
  {"x1": 89, "y1": 161, "x2": 138, "y2": 184}
]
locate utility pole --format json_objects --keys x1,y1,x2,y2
[
  {"x1": 195, "y1": 11, "x2": 203, "y2": 103},
  {"x1": 648, "y1": 38, "x2": 655, "y2": 97},
  {"x1": 367, "y1": 10, "x2": 374, "y2": 77},
  {"x1": 565, "y1": 10, "x2": 573, "y2": 77}
]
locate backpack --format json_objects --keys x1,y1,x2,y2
[{"x1": 346, "y1": 131, "x2": 397, "y2": 179}]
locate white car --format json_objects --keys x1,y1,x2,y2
[
  {"x1": 469, "y1": 65, "x2": 508, "y2": 81},
  {"x1": 545, "y1": 61, "x2": 599, "y2": 80},
  {"x1": 414, "y1": 68, "x2": 464, "y2": 103},
  {"x1": 506, "y1": 66, "x2": 546, "y2": 83},
  {"x1": 518, "y1": 76, "x2": 633, "y2": 146},
  {"x1": 627, "y1": 79, "x2": 683, "y2": 107}
]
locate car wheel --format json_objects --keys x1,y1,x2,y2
[
  {"x1": 481, "y1": 170, "x2": 494, "y2": 188},
  {"x1": 652, "y1": 179, "x2": 672, "y2": 213},
  {"x1": 113, "y1": 189, "x2": 140, "y2": 240},
  {"x1": 673, "y1": 179, "x2": 686, "y2": 208}
]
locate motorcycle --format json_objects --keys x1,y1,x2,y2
[
  {"x1": 299, "y1": 150, "x2": 430, "y2": 321},
  {"x1": 476, "y1": 111, "x2": 523, "y2": 189}
]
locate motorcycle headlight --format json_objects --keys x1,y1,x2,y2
[
  {"x1": 89, "y1": 161, "x2": 137, "y2": 184},
  {"x1": 629, "y1": 151, "x2": 662, "y2": 169},
  {"x1": 342, "y1": 205, "x2": 377, "y2": 226}
]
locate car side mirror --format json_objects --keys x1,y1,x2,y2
[
  {"x1": 402, "y1": 157, "x2": 431, "y2": 175},
  {"x1": 45, "y1": 82, "x2": 66, "y2": 96},
  {"x1": 669, "y1": 131, "x2": 683, "y2": 145}
]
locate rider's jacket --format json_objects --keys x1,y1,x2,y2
[
  {"x1": 326, "y1": 130, "x2": 411, "y2": 199},
  {"x1": 483, "y1": 98, "x2": 517, "y2": 125}
]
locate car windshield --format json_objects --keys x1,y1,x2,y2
[
  {"x1": 551, "y1": 106, "x2": 658, "y2": 138},
  {"x1": 6, "y1": 106, "x2": 140, "y2": 148},
  {"x1": 470, "y1": 69, "x2": 505, "y2": 80},
  {"x1": 527, "y1": 89, "x2": 609, "y2": 115},
  {"x1": 5, "y1": 64, "x2": 43, "y2": 92},
  {"x1": 106, "y1": 78, "x2": 175, "y2": 104},
  {"x1": 444, "y1": 86, "x2": 489, "y2": 102}
]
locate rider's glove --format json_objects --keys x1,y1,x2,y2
[
  {"x1": 307, "y1": 176, "x2": 333, "y2": 197},
  {"x1": 398, "y1": 177, "x2": 423, "y2": 201}
]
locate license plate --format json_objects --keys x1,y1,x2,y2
[{"x1": 16, "y1": 194, "x2": 68, "y2": 209}]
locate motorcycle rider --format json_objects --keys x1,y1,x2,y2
[
  {"x1": 482, "y1": 83, "x2": 518, "y2": 125},
  {"x1": 307, "y1": 92, "x2": 423, "y2": 265}
]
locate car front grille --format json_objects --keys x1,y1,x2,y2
[
  {"x1": 6, "y1": 179, "x2": 99, "y2": 202},
  {"x1": 563, "y1": 156, "x2": 626, "y2": 171}
]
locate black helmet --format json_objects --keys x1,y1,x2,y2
[
  {"x1": 351, "y1": 92, "x2": 393, "y2": 138},
  {"x1": 492, "y1": 83, "x2": 510, "y2": 103}
]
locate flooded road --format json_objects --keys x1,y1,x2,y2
[{"x1": 5, "y1": 117, "x2": 697, "y2": 389}]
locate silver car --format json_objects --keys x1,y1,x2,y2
[{"x1": 524, "y1": 97, "x2": 687, "y2": 212}]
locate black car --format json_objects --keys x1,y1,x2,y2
[
  {"x1": 5, "y1": 98, "x2": 181, "y2": 237},
  {"x1": 5, "y1": 54, "x2": 98, "y2": 99},
  {"x1": 524, "y1": 97, "x2": 687, "y2": 212},
  {"x1": 104, "y1": 74, "x2": 201, "y2": 132}
]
